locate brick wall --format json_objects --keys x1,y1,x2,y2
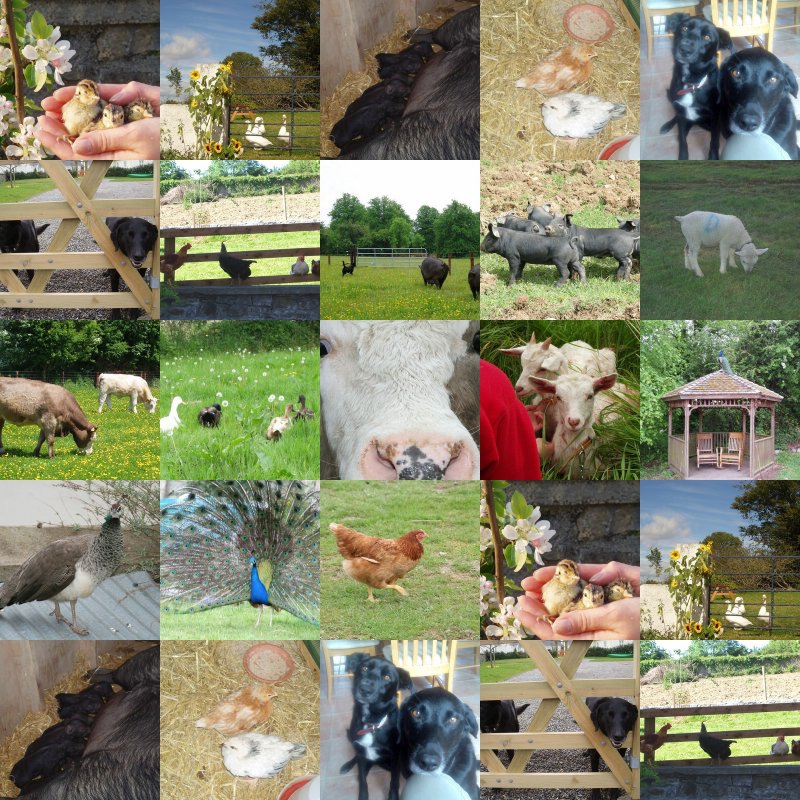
[{"x1": 645, "y1": 766, "x2": 800, "y2": 799}]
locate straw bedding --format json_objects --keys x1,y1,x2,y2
[
  {"x1": 481, "y1": 0, "x2": 640, "y2": 160},
  {"x1": 160, "y1": 640, "x2": 319, "y2": 800}
]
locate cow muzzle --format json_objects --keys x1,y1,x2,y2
[{"x1": 361, "y1": 439, "x2": 475, "y2": 479}]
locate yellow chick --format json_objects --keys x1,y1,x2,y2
[
  {"x1": 124, "y1": 98, "x2": 154, "y2": 123},
  {"x1": 604, "y1": 579, "x2": 634, "y2": 602},
  {"x1": 59, "y1": 79, "x2": 104, "y2": 141},
  {"x1": 83, "y1": 102, "x2": 124, "y2": 132},
  {"x1": 539, "y1": 559, "x2": 584, "y2": 621}
]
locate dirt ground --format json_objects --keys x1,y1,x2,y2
[
  {"x1": 641, "y1": 671, "x2": 800, "y2": 708},
  {"x1": 160, "y1": 192, "x2": 321, "y2": 228}
]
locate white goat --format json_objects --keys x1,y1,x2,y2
[
  {"x1": 529, "y1": 373, "x2": 620, "y2": 476},
  {"x1": 97, "y1": 373, "x2": 157, "y2": 414},
  {"x1": 675, "y1": 211, "x2": 767, "y2": 277}
]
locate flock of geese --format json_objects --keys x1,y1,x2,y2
[
  {"x1": 244, "y1": 113, "x2": 293, "y2": 149},
  {"x1": 723, "y1": 594, "x2": 773, "y2": 629}
]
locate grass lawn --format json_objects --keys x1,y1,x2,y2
[
  {"x1": 229, "y1": 110, "x2": 320, "y2": 160},
  {"x1": 0, "y1": 381, "x2": 159, "y2": 479},
  {"x1": 481, "y1": 655, "x2": 631, "y2": 682},
  {"x1": 709, "y1": 590, "x2": 800, "y2": 640},
  {"x1": 0, "y1": 178, "x2": 57, "y2": 201},
  {"x1": 160, "y1": 347, "x2": 319, "y2": 479},
  {"x1": 641, "y1": 162, "x2": 800, "y2": 319},
  {"x1": 159, "y1": 602, "x2": 319, "y2": 640},
  {"x1": 320, "y1": 481, "x2": 478, "y2": 639},
  {"x1": 776, "y1": 450, "x2": 800, "y2": 478},
  {"x1": 641, "y1": 709, "x2": 800, "y2": 763},
  {"x1": 320, "y1": 255, "x2": 478, "y2": 319},
  {"x1": 163, "y1": 230, "x2": 321, "y2": 283},
  {"x1": 480, "y1": 204, "x2": 640, "y2": 321}
]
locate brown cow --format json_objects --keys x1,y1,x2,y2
[{"x1": 0, "y1": 377, "x2": 97, "y2": 458}]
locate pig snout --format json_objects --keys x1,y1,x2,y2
[{"x1": 361, "y1": 438, "x2": 475, "y2": 479}]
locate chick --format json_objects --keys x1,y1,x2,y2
[
  {"x1": 516, "y1": 44, "x2": 595, "y2": 96},
  {"x1": 124, "y1": 98, "x2": 154, "y2": 123},
  {"x1": 539, "y1": 559, "x2": 584, "y2": 621},
  {"x1": 59, "y1": 79, "x2": 105, "y2": 141},
  {"x1": 195, "y1": 685, "x2": 277, "y2": 736},
  {"x1": 83, "y1": 102, "x2": 124, "y2": 132},
  {"x1": 562, "y1": 582, "x2": 605, "y2": 613},
  {"x1": 604, "y1": 579, "x2": 634, "y2": 602},
  {"x1": 541, "y1": 93, "x2": 626, "y2": 139},
  {"x1": 221, "y1": 733, "x2": 306, "y2": 780}
]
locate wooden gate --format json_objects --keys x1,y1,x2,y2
[
  {"x1": 0, "y1": 161, "x2": 159, "y2": 318},
  {"x1": 481, "y1": 640, "x2": 640, "y2": 798}
]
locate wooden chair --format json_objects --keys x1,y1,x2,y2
[
  {"x1": 719, "y1": 432, "x2": 745, "y2": 470},
  {"x1": 706, "y1": 0, "x2": 779, "y2": 51},
  {"x1": 775, "y1": 0, "x2": 800, "y2": 33},
  {"x1": 642, "y1": 0, "x2": 700, "y2": 60},
  {"x1": 321, "y1": 640, "x2": 380, "y2": 703},
  {"x1": 389, "y1": 640, "x2": 458, "y2": 692},
  {"x1": 696, "y1": 432, "x2": 718, "y2": 469}
]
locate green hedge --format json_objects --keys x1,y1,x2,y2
[
  {"x1": 642, "y1": 653, "x2": 800, "y2": 676},
  {"x1": 161, "y1": 174, "x2": 319, "y2": 197}
]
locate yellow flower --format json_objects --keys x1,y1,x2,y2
[
  {"x1": 670, "y1": 578, "x2": 678, "y2": 589},
  {"x1": 693, "y1": 622, "x2": 703, "y2": 634},
  {"x1": 670, "y1": 549, "x2": 681, "y2": 560},
  {"x1": 712, "y1": 619, "x2": 723, "y2": 632},
  {"x1": 189, "y1": 69, "x2": 201, "y2": 81},
  {"x1": 203, "y1": 142, "x2": 213, "y2": 154},
  {"x1": 219, "y1": 62, "x2": 232, "y2": 73},
  {"x1": 699, "y1": 543, "x2": 712, "y2": 553},
  {"x1": 683, "y1": 622, "x2": 693, "y2": 634},
  {"x1": 214, "y1": 142, "x2": 223, "y2": 153},
  {"x1": 232, "y1": 141, "x2": 243, "y2": 152},
  {"x1": 190, "y1": 99, "x2": 198, "y2": 109}
]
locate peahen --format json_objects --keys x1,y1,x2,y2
[{"x1": 160, "y1": 480, "x2": 320, "y2": 626}]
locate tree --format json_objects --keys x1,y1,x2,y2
[
  {"x1": 388, "y1": 218, "x2": 412, "y2": 248},
  {"x1": 161, "y1": 161, "x2": 189, "y2": 181},
  {"x1": 221, "y1": 51, "x2": 270, "y2": 110},
  {"x1": 166, "y1": 67, "x2": 183, "y2": 100},
  {"x1": 252, "y1": 0, "x2": 320, "y2": 74},
  {"x1": 433, "y1": 201, "x2": 479, "y2": 257},
  {"x1": 732, "y1": 482, "x2": 800, "y2": 553},
  {"x1": 414, "y1": 205, "x2": 440, "y2": 253},
  {"x1": 646, "y1": 547, "x2": 663, "y2": 582},
  {"x1": 686, "y1": 640, "x2": 749, "y2": 657},
  {"x1": 641, "y1": 641, "x2": 668, "y2": 661}
]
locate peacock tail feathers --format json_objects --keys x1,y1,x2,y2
[{"x1": 160, "y1": 480, "x2": 320, "y2": 624}]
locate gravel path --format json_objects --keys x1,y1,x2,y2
[
  {"x1": 0, "y1": 180, "x2": 155, "y2": 320},
  {"x1": 481, "y1": 661, "x2": 635, "y2": 800}
]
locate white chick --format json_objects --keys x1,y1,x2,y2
[
  {"x1": 541, "y1": 93, "x2": 626, "y2": 139},
  {"x1": 221, "y1": 733, "x2": 306, "y2": 779}
]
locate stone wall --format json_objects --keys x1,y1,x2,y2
[
  {"x1": 31, "y1": 1, "x2": 159, "y2": 88},
  {"x1": 162, "y1": 285, "x2": 320, "y2": 321},
  {"x1": 644, "y1": 766, "x2": 800, "y2": 799}
]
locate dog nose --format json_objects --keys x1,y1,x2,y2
[
  {"x1": 737, "y1": 109, "x2": 762, "y2": 131},
  {"x1": 417, "y1": 752, "x2": 442, "y2": 771}
]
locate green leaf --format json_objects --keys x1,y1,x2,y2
[
  {"x1": 12, "y1": 0, "x2": 30, "y2": 9},
  {"x1": 491, "y1": 480, "x2": 509, "y2": 490},
  {"x1": 493, "y1": 497, "x2": 505, "y2": 521},
  {"x1": 14, "y1": 17, "x2": 26, "y2": 39},
  {"x1": 30, "y1": 10, "x2": 52, "y2": 39},
  {"x1": 510, "y1": 490, "x2": 532, "y2": 520},
  {"x1": 23, "y1": 63, "x2": 36, "y2": 89},
  {"x1": 504, "y1": 543, "x2": 515, "y2": 569}
]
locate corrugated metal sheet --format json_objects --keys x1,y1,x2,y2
[{"x1": 0, "y1": 571, "x2": 159, "y2": 640}]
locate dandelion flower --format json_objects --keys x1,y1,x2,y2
[
  {"x1": 216, "y1": 391, "x2": 223, "y2": 398},
  {"x1": 268, "y1": 394, "x2": 276, "y2": 402},
  {"x1": 278, "y1": 395, "x2": 284, "y2": 402},
  {"x1": 222, "y1": 400, "x2": 229, "y2": 407}
]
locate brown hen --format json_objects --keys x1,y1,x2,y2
[
  {"x1": 195, "y1": 685, "x2": 277, "y2": 735},
  {"x1": 516, "y1": 44, "x2": 595, "y2": 96},
  {"x1": 330, "y1": 522, "x2": 426, "y2": 602}
]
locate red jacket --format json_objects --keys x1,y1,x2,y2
[{"x1": 480, "y1": 359, "x2": 542, "y2": 480}]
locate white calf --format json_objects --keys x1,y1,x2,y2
[
  {"x1": 97, "y1": 373, "x2": 157, "y2": 414},
  {"x1": 675, "y1": 211, "x2": 767, "y2": 277}
]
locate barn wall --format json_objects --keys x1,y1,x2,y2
[
  {"x1": 162, "y1": 285, "x2": 320, "y2": 321},
  {"x1": 644, "y1": 766, "x2": 800, "y2": 799}
]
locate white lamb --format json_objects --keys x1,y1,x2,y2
[
  {"x1": 675, "y1": 211, "x2": 767, "y2": 277},
  {"x1": 97, "y1": 373, "x2": 157, "y2": 414}
]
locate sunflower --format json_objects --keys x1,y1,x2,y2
[
  {"x1": 699, "y1": 542, "x2": 712, "y2": 553},
  {"x1": 712, "y1": 619, "x2": 723, "y2": 632},
  {"x1": 190, "y1": 69, "x2": 201, "y2": 81},
  {"x1": 190, "y1": 99, "x2": 198, "y2": 110},
  {"x1": 670, "y1": 578, "x2": 678, "y2": 589},
  {"x1": 214, "y1": 142, "x2": 223, "y2": 154},
  {"x1": 219, "y1": 62, "x2": 232, "y2": 73},
  {"x1": 683, "y1": 622, "x2": 693, "y2": 634},
  {"x1": 693, "y1": 622, "x2": 703, "y2": 634},
  {"x1": 232, "y1": 140, "x2": 243, "y2": 153},
  {"x1": 670, "y1": 549, "x2": 681, "y2": 560},
  {"x1": 203, "y1": 142, "x2": 213, "y2": 155}
]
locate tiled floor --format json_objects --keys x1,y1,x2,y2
[
  {"x1": 641, "y1": 10, "x2": 800, "y2": 159},
  {"x1": 320, "y1": 643, "x2": 480, "y2": 798}
]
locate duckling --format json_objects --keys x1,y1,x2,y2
[
  {"x1": 539, "y1": 559, "x2": 584, "y2": 622},
  {"x1": 604, "y1": 579, "x2": 634, "y2": 602},
  {"x1": 198, "y1": 403, "x2": 222, "y2": 428},
  {"x1": 293, "y1": 394, "x2": 314, "y2": 421},
  {"x1": 265, "y1": 403, "x2": 294, "y2": 441},
  {"x1": 59, "y1": 79, "x2": 105, "y2": 141},
  {"x1": 124, "y1": 98, "x2": 154, "y2": 123}
]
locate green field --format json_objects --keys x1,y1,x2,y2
[
  {"x1": 0, "y1": 177, "x2": 57, "y2": 201},
  {"x1": 320, "y1": 481, "x2": 478, "y2": 639},
  {"x1": 160, "y1": 346, "x2": 319, "y2": 479},
  {"x1": 641, "y1": 162, "x2": 800, "y2": 319},
  {"x1": 481, "y1": 656, "x2": 629, "y2": 682},
  {"x1": 320, "y1": 255, "x2": 478, "y2": 319},
  {"x1": 709, "y1": 591, "x2": 800, "y2": 640},
  {"x1": 160, "y1": 602, "x2": 319, "y2": 640},
  {"x1": 0, "y1": 381, "x2": 159, "y2": 479},
  {"x1": 229, "y1": 110, "x2": 320, "y2": 159},
  {"x1": 162, "y1": 230, "x2": 321, "y2": 282}
]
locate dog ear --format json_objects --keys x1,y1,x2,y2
[
  {"x1": 109, "y1": 218, "x2": 128, "y2": 252},
  {"x1": 144, "y1": 221, "x2": 158, "y2": 251},
  {"x1": 397, "y1": 667, "x2": 413, "y2": 691},
  {"x1": 345, "y1": 653, "x2": 369, "y2": 672},
  {"x1": 625, "y1": 700, "x2": 639, "y2": 722},
  {"x1": 665, "y1": 13, "x2": 689, "y2": 34},
  {"x1": 716, "y1": 26, "x2": 733, "y2": 52},
  {"x1": 462, "y1": 702, "x2": 479, "y2": 738},
  {"x1": 782, "y1": 62, "x2": 799, "y2": 97},
  {"x1": 589, "y1": 698, "x2": 606, "y2": 731}
]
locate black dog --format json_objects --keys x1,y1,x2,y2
[
  {"x1": 587, "y1": 697, "x2": 638, "y2": 800},
  {"x1": 400, "y1": 688, "x2": 479, "y2": 800},
  {"x1": 0, "y1": 220, "x2": 49, "y2": 283},
  {"x1": 660, "y1": 14, "x2": 732, "y2": 160},
  {"x1": 720, "y1": 47, "x2": 800, "y2": 159},
  {"x1": 479, "y1": 699, "x2": 530, "y2": 762},
  {"x1": 341, "y1": 654, "x2": 412, "y2": 800},
  {"x1": 106, "y1": 216, "x2": 158, "y2": 319}
]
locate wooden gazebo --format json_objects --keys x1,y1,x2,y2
[{"x1": 663, "y1": 369, "x2": 783, "y2": 479}]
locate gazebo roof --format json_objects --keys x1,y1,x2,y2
[{"x1": 662, "y1": 369, "x2": 783, "y2": 402}]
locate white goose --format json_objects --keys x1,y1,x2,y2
[
  {"x1": 245, "y1": 117, "x2": 273, "y2": 149},
  {"x1": 758, "y1": 594, "x2": 771, "y2": 625},
  {"x1": 725, "y1": 601, "x2": 753, "y2": 629},
  {"x1": 732, "y1": 596, "x2": 746, "y2": 615},
  {"x1": 161, "y1": 396, "x2": 185, "y2": 435},
  {"x1": 277, "y1": 113, "x2": 292, "y2": 147}
]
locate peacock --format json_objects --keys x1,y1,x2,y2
[
  {"x1": 160, "y1": 480, "x2": 320, "y2": 626},
  {"x1": 719, "y1": 350, "x2": 733, "y2": 375}
]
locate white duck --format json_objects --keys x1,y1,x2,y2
[
  {"x1": 277, "y1": 113, "x2": 292, "y2": 147},
  {"x1": 245, "y1": 117, "x2": 273, "y2": 149},
  {"x1": 758, "y1": 594, "x2": 771, "y2": 625},
  {"x1": 265, "y1": 403, "x2": 293, "y2": 440},
  {"x1": 725, "y1": 601, "x2": 753, "y2": 629},
  {"x1": 731, "y1": 596, "x2": 746, "y2": 615},
  {"x1": 160, "y1": 396, "x2": 185, "y2": 435}
]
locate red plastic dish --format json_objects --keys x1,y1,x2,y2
[
  {"x1": 242, "y1": 643, "x2": 295, "y2": 683},
  {"x1": 278, "y1": 776, "x2": 315, "y2": 800},
  {"x1": 563, "y1": 4, "x2": 615, "y2": 43}
]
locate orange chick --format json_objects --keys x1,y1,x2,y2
[
  {"x1": 195, "y1": 685, "x2": 277, "y2": 735},
  {"x1": 516, "y1": 44, "x2": 595, "y2": 96}
]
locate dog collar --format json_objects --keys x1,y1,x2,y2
[
  {"x1": 676, "y1": 73, "x2": 709, "y2": 96},
  {"x1": 356, "y1": 715, "x2": 389, "y2": 736}
]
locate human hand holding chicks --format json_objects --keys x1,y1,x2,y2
[
  {"x1": 35, "y1": 81, "x2": 160, "y2": 160},
  {"x1": 515, "y1": 560, "x2": 640, "y2": 640}
]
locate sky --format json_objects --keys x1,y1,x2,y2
[
  {"x1": 0, "y1": 482, "x2": 95, "y2": 526},
  {"x1": 320, "y1": 161, "x2": 480, "y2": 221},
  {"x1": 160, "y1": 1, "x2": 272, "y2": 98},
  {"x1": 640, "y1": 482, "x2": 754, "y2": 580}
]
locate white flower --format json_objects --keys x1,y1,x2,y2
[
  {"x1": 222, "y1": 400, "x2": 229, "y2": 407},
  {"x1": 21, "y1": 26, "x2": 75, "y2": 90},
  {"x1": 480, "y1": 577, "x2": 497, "y2": 616},
  {"x1": 0, "y1": 46, "x2": 12, "y2": 71},
  {"x1": 268, "y1": 394, "x2": 275, "y2": 402},
  {"x1": 237, "y1": 376, "x2": 242, "y2": 382},
  {"x1": 0, "y1": 18, "x2": 8, "y2": 39},
  {"x1": 485, "y1": 597, "x2": 524, "y2": 640},
  {"x1": 262, "y1": 372, "x2": 267, "y2": 377},
  {"x1": 0, "y1": 98, "x2": 16, "y2": 136},
  {"x1": 216, "y1": 391, "x2": 222, "y2": 398},
  {"x1": 480, "y1": 525, "x2": 492, "y2": 552},
  {"x1": 278, "y1": 395, "x2": 284, "y2": 401},
  {"x1": 5, "y1": 117, "x2": 46, "y2": 160},
  {"x1": 501, "y1": 505, "x2": 556, "y2": 571}
]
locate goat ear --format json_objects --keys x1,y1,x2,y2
[
  {"x1": 529, "y1": 376, "x2": 556, "y2": 395},
  {"x1": 498, "y1": 347, "x2": 525, "y2": 357},
  {"x1": 593, "y1": 373, "x2": 618, "y2": 393},
  {"x1": 541, "y1": 337, "x2": 552, "y2": 350},
  {"x1": 528, "y1": 330, "x2": 537, "y2": 344}
]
